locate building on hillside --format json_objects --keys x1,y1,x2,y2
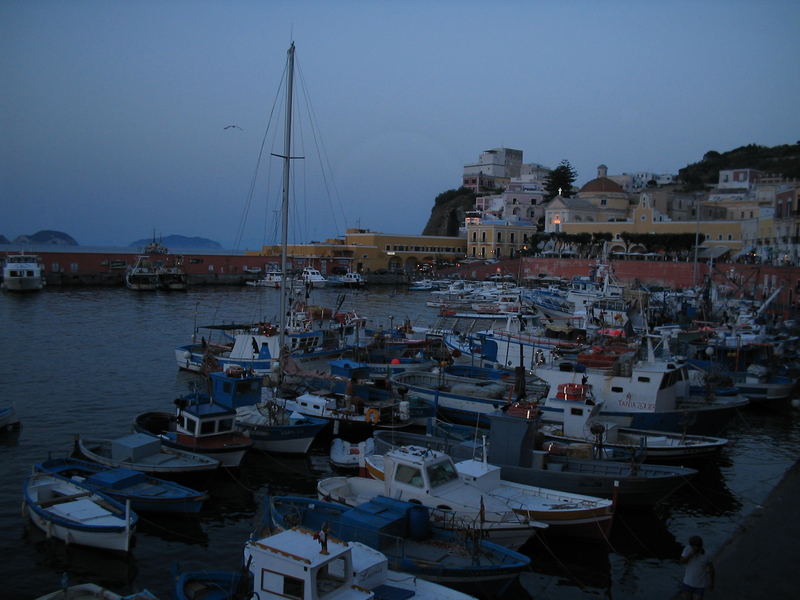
[
  {"x1": 462, "y1": 147, "x2": 523, "y2": 193},
  {"x1": 247, "y1": 229, "x2": 467, "y2": 273},
  {"x1": 545, "y1": 192, "x2": 745, "y2": 256}
]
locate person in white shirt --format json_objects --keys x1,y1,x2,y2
[{"x1": 679, "y1": 535, "x2": 715, "y2": 599}]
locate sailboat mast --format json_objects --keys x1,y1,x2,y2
[{"x1": 278, "y1": 42, "x2": 295, "y2": 373}]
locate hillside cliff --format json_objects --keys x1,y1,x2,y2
[{"x1": 422, "y1": 187, "x2": 476, "y2": 236}]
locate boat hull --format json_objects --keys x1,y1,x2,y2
[{"x1": 24, "y1": 475, "x2": 136, "y2": 552}]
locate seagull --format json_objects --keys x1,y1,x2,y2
[{"x1": 224, "y1": 125, "x2": 243, "y2": 131}]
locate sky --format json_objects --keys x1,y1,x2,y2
[{"x1": 2, "y1": 0, "x2": 799, "y2": 250}]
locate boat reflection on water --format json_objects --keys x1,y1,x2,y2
[
  {"x1": 666, "y1": 453, "x2": 742, "y2": 517},
  {"x1": 26, "y1": 532, "x2": 138, "y2": 589},
  {"x1": 136, "y1": 513, "x2": 208, "y2": 547}
]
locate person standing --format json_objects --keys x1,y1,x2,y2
[{"x1": 679, "y1": 535, "x2": 715, "y2": 599}]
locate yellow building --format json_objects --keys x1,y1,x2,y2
[
  {"x1": 247, "y1": 229, "x2": 467, "y2": 273},
  {"x1": 465, "y1": 220, "x2": 538, "y2": 259},
  {"x1": 553, "y1": 200, "x2": 744, "y2": 253}
]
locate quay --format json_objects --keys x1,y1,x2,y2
[{"x1": 711, "y1": 456, "x2": 800, "y2": 599}]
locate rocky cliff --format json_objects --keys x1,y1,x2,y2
[{"x1": 421, "y1": 187, "x2": 476, "y2": 237}]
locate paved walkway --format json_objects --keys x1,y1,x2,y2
[{"x1": 710, "y1": 458, "x2": 800, "y2": 599}]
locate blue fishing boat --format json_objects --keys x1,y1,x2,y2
[
  {"x1": 35, "y1": 457, "x2": 207, "y2": 514},
  {"x1": 202, "y1": 369, "x2": 328, "y2": 454},
  {"x1": 264, "y1": 494, "x2": 530, "y2": 596}
]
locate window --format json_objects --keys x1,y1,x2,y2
[
  {"x1": 601, "y1": 198, "x2": 607, "y2": 206},
  {"x1": 70, "y1": 263, "x2": 78, "y2": 272},
  {"x1": 200, "y1": 420, "x2": 216, "y2": 435},
  {"x1": 395, "y1": 464, "x2": 424, "y2": 487},
  {"x1": 184, "y1": 418, "x2": 197, "y2": 434},
  {"x1": 472, "y1": 232, "x2": 476, "y2": 241},
  {"x1": 497, "y1": 232, "x2": 502, "y2": 242},
  {"x1": 510, "y1": 233, "x2": 515, "y2": 242},
  {"x1": 427, "y1": 461, "x2": 459, "y2": 487},
  {"x1": 728, "y1": 234, "x2": 732, "y2": 240},
  {"x1": 637, "y1": 377, "x2": 650, "y2": 383},
  {"x1": 611, "y1": 386, "x2": 623, "y2": 393},
  {"x1": 481, "y1": 232, "x2": 486, "y2": 242},
  {"x1": 208, "y1": 264, "x2": 214, "y2": 272}
]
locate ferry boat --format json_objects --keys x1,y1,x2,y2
[{"x1": 2, "y1": 252, "x2": 45, "y2": 291}]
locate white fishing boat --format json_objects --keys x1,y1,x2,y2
[
  {"x1": 299, "y1": 266, "x2": 328, "y2": 287},
  {"x1": 241, "y1": 527, "x2": 477, "y2": 600},
  {"x1": 539, "y1": 394, "x2": 729, "y2": 461},
  {"x1": 317, "y1": 445, "x2": 545, "y2": 550},
  {"x1": 364, "y1": 451, "x2": 614, "y2": 539},
  {"x1": 245, "y1": 267, "x2": 285, "y2": 288},
  {"x1": 34, "y1": 583, "x2": 158, "y2": 600},
  {"x1": 2, "y1": 252, "x2": 45, "y2": 291},
  {"x1": 125, "y1": 256, "x2": 159, "y2": 291},
  {"x1": 23, "y1": 472, "x2": 137, "y2": 552},
  {"x1": 75, "y1": 433, "x2": 220, "y2": 486}
]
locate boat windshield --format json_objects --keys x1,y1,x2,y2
[{"x1": 427, "y1": 460, "x2": 459, "y2": 488}]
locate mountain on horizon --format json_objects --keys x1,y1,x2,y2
[
  {"x1": 128, "y1": 234, "x2": 222, "y2": 250},
  {"x1": 1, "y1": 230, "x2": 79, "y2": 245}
]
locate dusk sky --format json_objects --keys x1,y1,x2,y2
[{"x1": 3, "y1": 1, "x2": 799, "y2": 250}]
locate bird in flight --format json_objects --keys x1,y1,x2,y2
[{"x1": 224, "y1": 125, "x2": 243, "y2": 131}]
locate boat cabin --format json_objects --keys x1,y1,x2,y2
[
  {"x1": 175, "y1": 397, "x2": 237, "y2": 441},
  {"x1": 208, "y1": 370, "x2": 262, "y2": 409},
  {"x1": 382, "y1": 446, "x2": 461, "y2": 496},
  {"x1": 243, "y1": 528, "x2": 372, "y2": 600}
]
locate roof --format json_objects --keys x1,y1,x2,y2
[{"x1": 579, "y1": 177, "x2": 625, "y2": 194}]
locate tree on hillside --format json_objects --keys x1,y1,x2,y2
[{"x1": 544, "y1": 160, "x2": 578, "y2": 201}]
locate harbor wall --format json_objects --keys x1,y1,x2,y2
[{"x1": 7, "y1": 250, "x2": 277, "y2": 287}]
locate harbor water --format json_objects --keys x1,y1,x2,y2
[{"x1": 1, "y1": 286, "x2": 798, "y2": 599}]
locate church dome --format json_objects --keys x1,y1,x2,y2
[{"x1": 579, "y1": 176, "x2": 625, "y2": 194}]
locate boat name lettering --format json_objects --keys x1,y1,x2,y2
[{"x1": 618, "y1": 399, "x2": 654, "y2": 410}]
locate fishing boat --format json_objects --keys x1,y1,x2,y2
[
  {"x1": 75, "y1": 433, "x2": 220, "y2": 487},
  {"x1": 35, "y1": 457, "x2": 207, "y2": 514},
  {"x1": 157, "y1": 262, "x2": 188, "y2": 291},
  {"x1": 176, "y1": 524, "x2": 480, "y2": 600},
  {"x1": 23, "y1": 472, "x2": 137, "y2": 552},
  {"x1": 330, "y1": 437, "x2": 375, "y2": 469},
  {"x1": 195, "y1": 369, "x2": 328, "y2": 454},
  {"x1": 373, "y1": 414, "x2": 699, "y2": 507},
  {"x1": 265, "y1": 495, "x2": 528, "y2": 596},
  {"x1": 389, "y1": 369, "x2": 547, "y2": 426},
  {"x1": 317, "y1": 445, "x2": 545, "y2": 550},
  {"x1": 245, "y1": 267, "x2": 285, "y2": 288},
  {"x1": 299, "y1": 266, "x2": 328, "y2": 287},
  {"x1": 531, "y1": 337, "x2": 749, "y2": 435},
  {"x1": 538, "y1": 393, "x2": 729, "y2": 462},
  {"x1": 133, "y1": 393, "x2": 253, "y2": 468},
  {"x1": 363, "y1": 451, "x2": 614, "y2": 539},
  {"x1": 34, "y1": 582, "x2": 158, "y2": 600},
  {"x1": 0, "y1": 404, "x2": 21, "y2": 432},
  {"x1": 174, "y1": 303, "x2": 363, "y2": 375},
  {"x1": 125, "y1": 256, "x2": 160, "y2": 290},
  {"x1": 326, "y1": 271, "x2": 365, "y2": 288},
  {"x1": 271, "y1": 387, "x2": 413, "y2": 433},
  {"x1": 2, "y1": 252, "x2": 45, "y2": 291}
]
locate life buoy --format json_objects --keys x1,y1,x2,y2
[{"x1": 365, "y1": 408, "x2": 380, "y2": 425}]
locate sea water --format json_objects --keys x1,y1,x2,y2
[{"x1": 0, "y1": 286, "x2": 797, "y2": 599}]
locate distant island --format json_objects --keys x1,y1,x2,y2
[
  {"x1": 0, "y1": 230, "x2": 223, "y2": 250},
  {"x1": 0, "y1": 230, "x2": 79, "y2": 245},
  {"x1": 129, "y1": 235, "x2": 222, "y2": 250}
]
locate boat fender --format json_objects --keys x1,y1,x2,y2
[{"x1": 365, "y1": 408, "x2": 380, "y2": 424}]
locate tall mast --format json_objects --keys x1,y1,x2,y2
[{"x1": 278, "y1": 42, "x2": 295, "y2": 375}]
